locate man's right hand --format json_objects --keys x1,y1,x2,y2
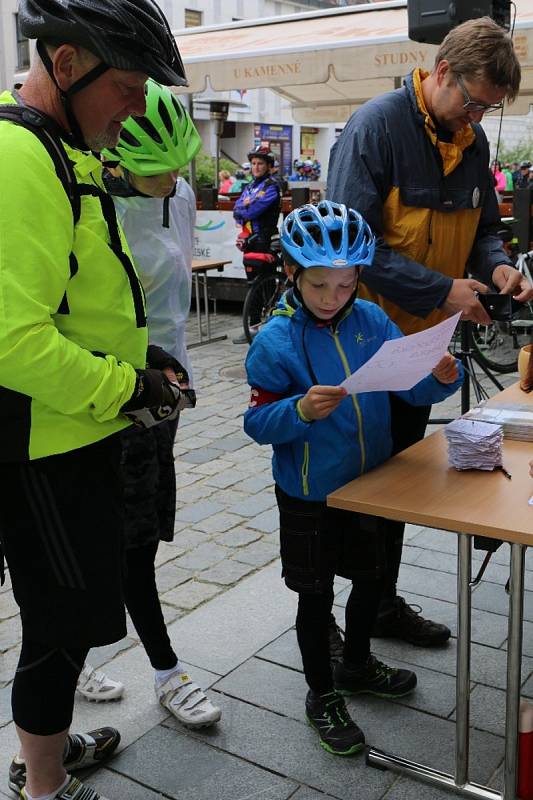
[{"x1": 441, "y1": 278, "x2": 492, "y2": 325}]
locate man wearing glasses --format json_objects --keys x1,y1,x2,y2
[{"x1": 327, "y1": 17, "x2": 531, "y2": 649}]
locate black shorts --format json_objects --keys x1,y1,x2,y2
[
  {"x1": 0, "y1": 434, "x2": 126, "y2": 648},
  {"x1": 275, "y1": 485, "x2": 387, "y2": 594}
]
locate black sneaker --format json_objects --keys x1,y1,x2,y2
[
  {"x1": 305, "y1": 689, "x2": 365, "y2": 756},
  {"x1": 372, "y1": 596, "x2": 451, "y2": 647},
  {"x1": 8, "y1": 728, "x2": 120, "y2": 793},
  {"x1": 334, "y1": 655, "x2": 417, "y2": 699},
  {"x1": 328, "y1": 616, "x2": 344, "y2": 663}
]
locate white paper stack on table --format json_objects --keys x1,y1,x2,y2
[{"x1": 444, "y1": 419, "x2": 503, "y2": 471}]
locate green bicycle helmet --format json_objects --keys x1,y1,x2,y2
[{"x1": 102, "y1": 79, "x2": 201, "y2": 175}]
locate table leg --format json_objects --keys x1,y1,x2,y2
[
  {"x1": 457, "y1": 533, "x2": 472, "y2": 786},
  {"x1": 367, "y1": 532, "x2": 500, "y2": 800},
  {"x1": 202, "y1": 272, "x2": 211, "y2": 341},
  {"x1": 503, "y1": 542, "x2": 525, "y2": 800},
  {"x1": 188, "y1": 269, "x2": 228, "y2": 349},
  {"x1": 194, "y1": 272, "x2": 202, "y2": 342}
]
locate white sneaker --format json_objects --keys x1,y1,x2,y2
[
  {"x1": 76, "y1": 663, "x2": 125, "y2": 702},
  {"x1": 156, "y1": 671, "x2": 221, "y2": 729}
]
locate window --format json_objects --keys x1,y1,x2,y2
[
  {"x1": 184, "y1": 9, "x2": 203, "y2": 28},
  {"x1": 15, "y1": 13, "x2": 30, "y2": 71}
]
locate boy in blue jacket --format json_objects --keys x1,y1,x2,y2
[{"x1": 244, "y1": 201, "x2": 463, "y2": 756}]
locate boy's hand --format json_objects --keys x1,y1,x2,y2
[
  {"x1": 432, "y1": 354, "x2": 459, "y2": 385},
  {"x1": 529, "y1": 459, "x2": 533, "y2": 479},
  {"x1": 300, "y1": 385, "x2": 347, "y2": 420}
]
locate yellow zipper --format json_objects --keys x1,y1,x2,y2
[
  {"x1": 301, "y1": 441, "x2": 310, "y2": 497},
  {"x1": 331, "y1": 331, "x2": 366, "y2": 475}
]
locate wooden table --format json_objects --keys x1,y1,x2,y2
[
  {"x1": 328, "y1": 383, "x2": 533, "y2": 800},
  {"x1": 190, "y1": 259, "x2": 231, "y2": 348}
]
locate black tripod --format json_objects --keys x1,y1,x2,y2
[{"x1": 431, "y1": 319, "x2": 504, "y2": 423}]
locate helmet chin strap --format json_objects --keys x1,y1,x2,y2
[
  {"x1": 37, "y1": 39, "x2": 109, "y2": 151},
  {"x1": 292, "y1": 267, "x2": 360, "y2": 329}
]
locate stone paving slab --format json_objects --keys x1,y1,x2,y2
[
  {"x1": 290, "y1": 789, "x2": 339, "y2": 800},
  {"x1": 472, "y1": 580, "x2": 533, "y2": 622},
  {"x1": 161, "y1": 580, "x2": 222, "y2": 610},
  {"x1": 87, "y1": 768, "x2": 174, "y2": 800},
  {"x1": 396, "y1": 564, "x2": 460, "y2": 604},
  {"x1": 215, "y1": 653, "x2": 458, "y2": 722},
  {"x1": 339, "y1": 693, "x2": 503, "y2": 787},
  {"x1": 0, "y1": 688, "x2": 10, "y2": 730},
  {"x1": 164, "y1": 693, "x2": 396, "y2": 800},
  {"x1": 164, "y1": 562, "x2": 297, "y2": 676},
  {"x1": 108, "y1": 724, "x2": 298, "y2": 800},
  {"x1": 452, "y1": 683, "x2": 511, "y2": 737},
  {"x1": 371, "y1": 637, "x2": 533, "y2": 694},
  {"x1": 382, "y1": 775, "x2": 486, "y2": 800},
  {"x1": 214, "y1": 527, "x2": 262, "y2": 548},
  {"x1": 256, "y1": 620, "x2": 533, "y2": 698},
  {"x1": 200, "y1": 559, "x2": 256, "y2": 585},
  {"x1": 0, "y1": 592, "x2": 18, "y2": 623}
]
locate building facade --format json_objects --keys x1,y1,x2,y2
[
  {"x1": 0, "y1": 0, "x2": 348, "y2": 178},
  {"x1": 2, "y1": 1, "x2": 528, "y2": 174}
]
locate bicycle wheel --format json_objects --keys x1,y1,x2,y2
[
  {"x1": 242, "y1": 271, "x2": 284, "y2": 343},
  {"x1": 470, "y1": 303, "x2": 533, "y2": 373}
]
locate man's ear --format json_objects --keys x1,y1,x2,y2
[
  {"x1": 53, "y1": 44, "x2": 96, "y2": 92},
  {"x1": 52, "y1": 44, "x2": 78, "y2": 91},
  {"x1": 435, "y1": 59, "x2": 451, "y2": 87}
]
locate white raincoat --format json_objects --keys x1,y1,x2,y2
[{"x1": 113, "y1": 178, "x2": 195, "y2": 384}]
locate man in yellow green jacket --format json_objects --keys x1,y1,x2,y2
[{"x1": 0, "y1": 2, "x2": 188, "y2": 800}]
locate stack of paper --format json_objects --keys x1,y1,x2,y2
[
  {"x1": 444, "y1": 419, "x2": 503, "y2": 471},
  {"x1": 463, "y1": 403, "x2": 533, "y2": 442}
]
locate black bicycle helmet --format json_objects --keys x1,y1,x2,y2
[
  {"x1": 19, "y1": 0, "x2": 187, "y2": 87},
  {"x1": 247, "y1": 146, "x2": 275, "y2": 166}
]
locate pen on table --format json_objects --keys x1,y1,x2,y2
[{"x1": 497, "y1": 465, "x2": 512, "y2": 480}]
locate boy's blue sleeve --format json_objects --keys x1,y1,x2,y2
[
  {"x1": 240, "y1": 183, "x2": 280, "y2": 221},
  {"x1": 244, "y1": 331, "x2": 312, "y2": 445}
]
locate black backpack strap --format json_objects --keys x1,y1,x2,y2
[
  {"x1": 78, "y1": 184, "x2": 147, "y2": 329},
  {"x1": 0, "y1": 104, "x2": 80, "y2": 224}
]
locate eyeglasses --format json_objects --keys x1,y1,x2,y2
[{"x1": 456, "y1": 74, "x2": 504, "y2": 115}]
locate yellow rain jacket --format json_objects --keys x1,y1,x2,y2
[{"x1": 327, "y1": 69, "x2": 512, "y2": 335}]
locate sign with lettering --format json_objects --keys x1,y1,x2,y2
[
  {"x1": 194, "y1": 211, "x2": 243, "y2": 279},
  {"x1": 233, "y1": 62, "x2": 302, "y2": 81}
]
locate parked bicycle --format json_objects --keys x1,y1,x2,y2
[
  {"x1": 242, "y1": 238, "x2": 288, "y2": 343},
  {"x1": 461, "y1": 242, "x2": 533, "y2": 374}
]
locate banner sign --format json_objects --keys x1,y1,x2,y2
[{"x1": 194, "y1": 210, "x2": 244, "y2": 279}]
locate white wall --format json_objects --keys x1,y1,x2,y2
[{"x1": 1, "y1": 0, "x2": 31, "y2": 90}]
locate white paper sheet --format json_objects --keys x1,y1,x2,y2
[{"x1": 340, "y1": 312, "x2": 461, "y2": 394}]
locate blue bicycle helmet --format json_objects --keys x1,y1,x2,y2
[{"x1": 281, "y1": 201, "x2": 375, "y2": 269}]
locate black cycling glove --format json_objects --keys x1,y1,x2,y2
[
  {"x1": 122, "y1": 369, "x2": 196, "y2": 429},
  {"x1": 146, "y1": 344, "x2": 189, "y2": 385}
]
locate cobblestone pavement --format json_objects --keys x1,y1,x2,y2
[{"x1": 0, "y1": 306, "x2": 527, "y2": 800}]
